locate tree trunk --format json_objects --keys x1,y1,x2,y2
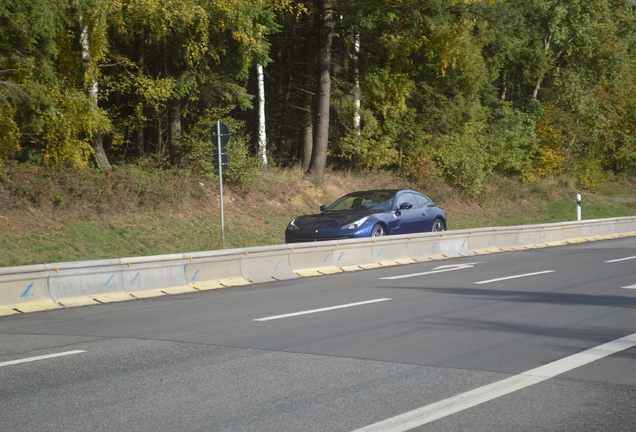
[
  {"x1": 168, "y1": 99, "x2": 184, "y2": 168},
  {"x1": 257, "y1": 63, "x2": 268, "y2": 174},
  {"x1": 135, "y1": 32, "x2": 145, "y2": 158},
  {"x1": 302, "y1": 99, "x2": 313, "y2": 171},
  {"x1": 80, "y1": 17, "x2": 112, "y2": 170},
  {"x1": 352, "y1": 31, "x2": 361, "y2": 135},
  {"x1": 531, "y1": 78, "x2": 541, "y2": 101},
  {"x1": 134, "y1": 128, "x2": 145, "y2": 157},
  {"x1": 307, "y1": 0, "x2": 334, "y2": 183},
  {"x1": 301, "y1": 63, "x2": 315, "y2": 171},
  {"x1": 532, "y1": 34, "x2": 552, "y2": 102},
  {"x1": 500, "y1": 74, "x2": 507, "y2": 102}
]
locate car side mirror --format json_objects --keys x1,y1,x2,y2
[
  {"x1": 320, "y1": 205, "x2": 329, "y2": 212},
  {"x1": 399, "y1": 202, "x2": 413, "y2": 210}
]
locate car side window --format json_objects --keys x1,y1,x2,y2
[
  {"x1": 396, "y1": 193, "x2": 416, "y2": 209},
  {"x1": 414, "y1": 193, "x2": 431, "y2": 208}
]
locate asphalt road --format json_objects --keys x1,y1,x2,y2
[{"x1": 1, "y1": 237, "x2": 636, "y2": 431}]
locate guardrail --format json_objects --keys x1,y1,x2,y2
[{"x1": 2, "y1": 217, "x2": 636, "y2": 316}]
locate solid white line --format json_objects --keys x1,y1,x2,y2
[
  {"x1": 0, "y1": 350, "x2": 86, "y2": 368},
  {"x1": 352, "y1": 332, "x2": 636, "y2": 432},
  {"x1": 254, "y1": 298, "x2": 392, "y2": 321},
  {"x1": 474, "y1": 270, "x2": 554, "y2": 285},
  {"x1": 623, "y1": 284, "x2": 636, "y2": 289},
  {"x1": 606, "y1": 255, "x2": 636, "y2": 263}
]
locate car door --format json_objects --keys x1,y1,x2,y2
[
  {"x1": 392, "y1": 192, "x2": 421, "y2": 234},
  {"x1": 413, "y1": 193, "x2": 435, "y2": 232}
]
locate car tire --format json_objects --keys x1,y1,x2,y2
[
  {"x1": 432, "y1": 218, "x2": 446, "y2": 232},
  {"x1": 371, "y1": 224, "x2": 386, "y2": 237}
]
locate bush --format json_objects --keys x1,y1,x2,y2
[
  {"x1": 401, "y1": 153, "x2": 440, "y2": 190},
  {"x1": 432, "y1": 125, "x2": 492, "y2": 195},
  {"x1": 485, "y1": 109, "x2": 539, "y2": 181},
  {"x1": 185, "y1": 110, "x2": 260, "y2": 189}
]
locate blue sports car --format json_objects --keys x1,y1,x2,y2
[{"x1": 285, "y1": 189, "x2": 446, "y2": 243}]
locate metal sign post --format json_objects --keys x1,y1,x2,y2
[{"x1": 211, "y1": 121, "x2": 230, "y2": 248}]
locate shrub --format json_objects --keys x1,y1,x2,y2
[
  {"x1": 185, "y1": 110, "x2": 260, "y2": 189},
  {"x1": 431, "y1": 125, "x2": 492, "y2": 195}
]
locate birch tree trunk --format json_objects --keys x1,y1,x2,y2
[
  {"x1": 257, "y1": 63, "x2": 268, "y2": 174},
  {"x1": 352, "y1": 31, "x2": 361, "y2": 135},
  {"x1": 307, "y1": 0, "x2": 334, "y2": 183},
  {"x1": 532, "y1": 34, "x2": 552, "y2": 102},
  {"x1": 80, "y1": 18, "x2": 112, "y2": 170}
]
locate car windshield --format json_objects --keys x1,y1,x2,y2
[{"x1": 325, "y1": 190, "x2": 396, "y2": 212}]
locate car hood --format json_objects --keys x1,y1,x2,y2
[{"x1": 294, "y1": 211, "x2": 376, "y2": 230}]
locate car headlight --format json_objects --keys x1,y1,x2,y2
[
  {"x1": 287, "y1": 219, "x2": 299, "y2": 230},
  {"x1": 342, "y1": 216, "x2": 369, "y2": 230}
]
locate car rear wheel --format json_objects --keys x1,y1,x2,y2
[
  {"x1": 371, "y1": 224, "x2": 386, "y2": 237},
  {"x1": 432, "y1": 219, "x2": 446, "y2": 232}
]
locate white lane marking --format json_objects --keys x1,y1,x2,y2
[
  {"x1": 623, "y1": 284, "x2": 636, "y2": 289},
  {"x1": 0, "y1": 350, "x2": 86, "y2": 368},
  {"x1": 254, "y1": 298, "x2": 392, "y2": 322},
  {"x1": 605, "y1": 255, "x2": 636, "y2": 263},
  {"x1": 352, "y1": 332, "x2": 636, "y2": 432},
  {"x1": 379, "y1": 263, "x2": 481, "y2": 280},
  {"x1": 474, "y1": 270, "x2": 554, "y2": 285}
]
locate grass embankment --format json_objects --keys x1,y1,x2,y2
[{"x1": 1, "y1": 164, "x2": 635, "y2": 268}]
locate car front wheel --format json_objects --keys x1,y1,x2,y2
[
  {"x1": 371, "y1": 224, "x2": 386, "y2": 237},
  {"x1": 432, "y1": 219, "x2": 446, "y2": 232}
]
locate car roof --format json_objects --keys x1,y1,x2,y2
[{"x1": 344, "y1": 189, "x2": 421, "y2": 196}]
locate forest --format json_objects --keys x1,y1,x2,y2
[{"x1": 1, "y1": 0, "x2": 636, "y2": 195}]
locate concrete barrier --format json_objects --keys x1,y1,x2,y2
[
  {"x1": 615, "y1": 217, "x2": 636, "y2": 234},
  {"x1": 183, "y1": 249, "x2": 250, "y2": 289},
  {"x1": 493, "y1": 226, "x2": 538, "y2": 250},
  {"x1": 240, "y1": 244, "x2": 299, "y2": 283},
  {"x1": 560, "y1": 221, "x2": 590, "y2": 244},
  {"x1": 47, "y1": 259, "x2": 130, "y2": 307},
  {"x1": 2, "y1": 216, "x2": 636, "y2": 316},
  {"x1": 579, "y1": 220, "x2": 604, "y2": 238},
  {"x1": 0, "y1": 265, "x2": 57, "y2": 315},
  {"x1": 407, "y1": 232, "x2": 447, "y2": 261},
  {"x1": 465, "y1": 229, "x2": 499, "y2": 255},
  {"x1": 536, "y1": 224, "x2": 566, "y2": 246},
  {"x1": 517, "y1": 226, "x2": 547, "y2": 247},
  {"x1": 331, "y1": 238, "x2": 381, "y2": 271},
  {"x1": 123, "y1": 254, "x2": 193, "y2": 298},
  {"x1": 371, "y1": 235, "x2": 416, "y2": 266},
  {"x1": 438, "y1": 232, "x2": 472, "y2": 257},
  {"x1": 289, "y1": 242, "x2": 342, "y2": 276},
  {"x1": 595, "y1": 219, "x2": 618, "y2": 238}
]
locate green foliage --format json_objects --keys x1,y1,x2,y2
[
  {"x1": 431, "y1": 124, "x2": 492, "y2": 195},
  {"x1": 533, "y1": 105, "x2": 566, "y2": 177},
  {"x1": 223, "y1": 134, "x2": 261, "y2": 189},
  {"x1": 485, "y1": 108, "x2": 539, "y2": 181},
  {"x1": 575, "y1": 154, "x2": 614, "y2": 191},
  {"x1": 185, "y1": 111, "x2": 260, "y2": 189},
  {"x1": 332, "y1": 112, "x2": 399, "y2": 170},
  {"x1": 0, "y1": 105, "x2": 20, "y2": 160},
  {"x1": 40, "y1": 87, "x2": 111, "y2": 167},
  {"x1": 334, "y1": 132, "x2": 398, "y2": 169}
]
